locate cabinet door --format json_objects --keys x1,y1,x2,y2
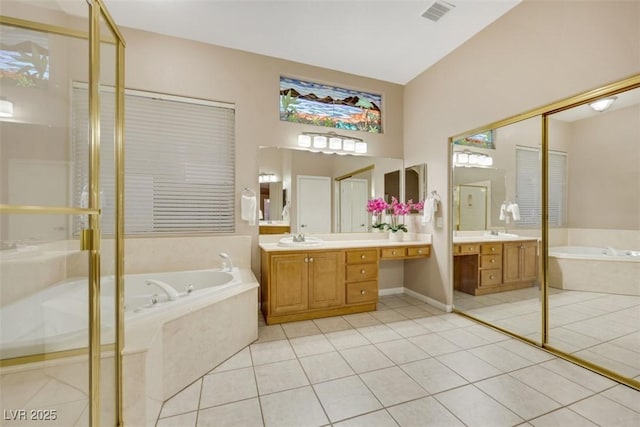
[
  {"x1": 270, "y1": 254, "x2": 309, "y2": 314},
  {"x1": 503, "y1": 241, "x2": 539, "y2": 283},
  {"x1": 308, "y1": 251, "x2": 345, "y2": 309},
  {"x1": 502, "y1": 243, "x2": 522, "y2": 283},
  {"x1": 520, "y1": 241, "x2": 538, "y2": 282}
]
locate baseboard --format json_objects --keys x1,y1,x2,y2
[
  {"x1": 400, "y1": 287, "x2": 453, "y2": 313},
  {"x1": 378, "y1": 287, "x2": 404, "y2": 296}
]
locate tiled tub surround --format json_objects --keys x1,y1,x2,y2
[
  {"x1": 549, "y1": 246, "x2": 640, "y2": 296},
  {"x1": 155, "y1": 294, "x2": 640, "y2": 427},
  {"x1": 0, "y1": 236, "x2": 258, "y2": 426}
]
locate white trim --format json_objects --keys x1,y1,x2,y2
[
  {"x1": 378, "y1": 287, "x2": 453, "y2": 312},
  {"x1": 378, "y1": 287, "x2": 404, "y2": 296},
  {"x1": 72, "y1": 81, "x2": 235, "y2": 110}
]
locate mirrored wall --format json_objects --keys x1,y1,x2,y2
[
  {"x1": 451, "y1": 75, "x2": 640, "y2": 389},
  {"x1": 258, "y1": 146, "x2": 403, "y2": 234}
]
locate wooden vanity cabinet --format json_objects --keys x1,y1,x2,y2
[
  {"x1": 454, "y1": 239, "x2": 538, "y2": 295},
  {"x1": 261, "y1": 243, "x2": 431, "y2": 324},
  {"x1": 345, "y1": 249, "x2": 379, "y2": 305},
  {"x1": 266, "y1": 250, "x2": 344, "y2": 316},
  {"x1": 503, "y1": 241, "x2": 538, "y2": 284}
]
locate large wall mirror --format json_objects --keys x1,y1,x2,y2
[
  {"x1": 258, "y1": 146, "x2": 403, "y2": 234},
  {"x1": 450, "y1": 75, "x2": 640, "y2": 390},
  {"x1": 451, "y1": 116, "x2": 543, "y2": 343}
]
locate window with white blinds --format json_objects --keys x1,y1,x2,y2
[
  {"x1": 515, "y1": 146, "x2": 567, "y2": 227},
  {"x1": 72, "y1": 85, "x2": 236, "y2": 234}
]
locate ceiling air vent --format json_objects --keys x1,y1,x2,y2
[{"x1": 421, "y1": 1, "x2": 455, "y2": 22}]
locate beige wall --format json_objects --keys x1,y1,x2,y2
[
  {"x1": 404, "y1": 0, "x2": 640, "y2": 306},
  {"x1": 565, "y1": 104, "x2": 640, "y2": 230}
]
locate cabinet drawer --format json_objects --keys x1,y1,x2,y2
[
  {"x1": 458, "y1": 244, "x2": 480, "y2": 254},
  {"x1": 346, "y1": 281, "x2": 378, "y2": 304},
  {"x1": 380, "y1": 247, "x2": 407, "y2": 259},
  {"x1": 346, "y1": 263, "x2": 378, "y2": 282},
  {"x1": 346, "y1": 249, "x2": 379, "y2": 264},
  {"x1": 480, "y1": 254, "x2": 502, "y2": 269},
  {"x1": 407, "y1": 246, "x2": 430, "y2": 257},
  {"x1": 481, "y1": 243, "x2": 502, "y2": 254},
  {"x1": 480, "y1": 269, "x2": 501, "y2": 287}
]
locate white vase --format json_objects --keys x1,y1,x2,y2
[{"x1": 388, "y1": 231, "x2": 403, "y2": 242}]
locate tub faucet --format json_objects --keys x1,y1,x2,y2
[
  {"x1": 219, "y1": 252, "x2": 234, "y2": 272},
  {"x1": 146, "y1": 279, "x2": 180, "y2": 301}
]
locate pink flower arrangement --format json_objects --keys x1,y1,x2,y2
[
  {"x1": 366, "y1": 197, "x2": 388, "y2": 230},
  {"x1": 387, "y1": 197, "x2": 424, "y2": 233}
]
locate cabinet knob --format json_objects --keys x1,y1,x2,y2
[
  {"x1": 418, "y1": 250, "x2": 422, "y2": 254},
  {"x1": 520, "y1": 245, "x2": 525, "y2": 249},
  {"x1": 392, "y1": 250, "x2": 397, "y2": 255},
  {"x1": 309, "y1": 257, "x2": 314, "y2": 262},
  {"x1": 490, "y1": 275, "x2": 495, "y2": 279},
  {"x1": 468, "y1": 247, "x2": 473, "y2": 250},
  {"x1": 304, "y1": 258, "x2": 308, "y2": 263},
  {"x1": 361, "y1": 254, "x2": 366, "y2": 259},
  {"x1": 491, "y1": 247, "x2": 496, "y2": 252},
  {"x1": 360, "y1": 290, "x2": 366, "y2": 295},
  {"x1": 360, "y1": 269, "x2": 366, "y2": 274},
  {"x1": 491, "y1": 259, "x2": 495, "y2": 263}
]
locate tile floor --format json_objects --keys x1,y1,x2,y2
[
  {"x1": 155, "y1": 294, "x2": 640, "y2": 427},
  {"x1": 455, "y1": 287, "x2": 640, "y2": 379}
]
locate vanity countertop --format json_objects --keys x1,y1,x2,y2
[
  {"x1": 259, "y1": 233, "x2": 432, "y2": 252},
  {"x1": 453, "y1": 234, "x2": 540, "y2": 244}
]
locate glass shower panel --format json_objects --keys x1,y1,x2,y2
[
  {"x1": 97, "y1": 11, "x2": 118, "y2": 427},
  {"x1": 453, "y1": 116, "x2": 543, "y2": 344},
  {"x1": 546, "y1": 88, "x2": 640, "y2": 381}
]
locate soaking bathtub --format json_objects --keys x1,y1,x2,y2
[
  {"x1": 0, "y1": 267, "x2": 259, "y2": 425},
  {"x1": 548, "y1": 246, "x2": 640, "y2": 296}
]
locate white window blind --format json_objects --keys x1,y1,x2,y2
[
  {"x1": 515, "y1": 146, "x2": 567, "y2": 227},
  {"x1": 72, "y1": 85, "x2": 236, "y2": 234}
]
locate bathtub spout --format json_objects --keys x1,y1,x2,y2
[
  {"x1": 146, "y1": 279, "x2": 180, "y2": 301},
  {"x1": 219, "y1": 252, "x2": 234, "y2": 272}
]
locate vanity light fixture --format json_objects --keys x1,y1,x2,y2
[
  {"x1": 298, "y1": 131, "x2": 366, "y2": 154},
  {"x1": 297, "y1": 134, "x2": 311, "y2": 147},
  {"x1": 313, "y1": 135, "x2": 327, "y2": 149},
  {"x1": 0, "y1": 98, "x2": 14, "y2": 118},
  {"x1": 453, "y1": 150, "x2": 493, "y2": 167},
  {"x1": 589, "y1": 96, "x2": 617, "y2": 112},
  {"x1": 342, "y1": 139, "x2": 356, "y2": 151},
  {"x1": 258, "y1": 173, "x2": 277, "y2": 183}
]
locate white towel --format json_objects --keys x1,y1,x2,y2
[
  {"x1": 499, "y1": 202, "x2": 506, "y2": 221},
  {"x1": 422, "y1": 194, "x2": 440, "y2": 224},
  {"x1": 241, "y1": 194, "x2": 257, "y2": 225},
  {"x1": 508, "y1": 203, "x2": 520, "y2": 221}
]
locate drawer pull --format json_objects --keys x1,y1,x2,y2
[
  {"x1": 468, "y1": 247, "x2": 473, "y2": 250},
  {"x1": 361, "y1": 254, "x2": 366, "y2": 259},
  {"x1": 309, "y1": 257, "x2": 314, "y2": 262},
  {"x1": 304, "y1": 258, "x2": 308, "y2": 263},
  {"x1": 392, "y1": 250, "x2": 397, "y2": 255},
  {"x1": 360, "y1": 290, "x2": 366, "y2": 295},
  {"x1": 490, "y1": 275, "x2": 495, "y2": 279},
  {"x1": 360, "y1": 269, "x2": 366, "y2": 274},
  {"x1": 491, "y1": 247, "x2": 496, "y2": 252},
  {"x1": 418, "y1": 249, "x2": 423, "y2": 254},
  {"x1": 490, "y1": 259, "x2": 495, "y2": 263}
]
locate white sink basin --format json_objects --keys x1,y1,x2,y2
[{"x1": 277, "y1": 236, "x2": 324, "y2": 247}]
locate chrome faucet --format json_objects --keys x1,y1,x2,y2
[
  {"x1": 292, "y1": 233, "x2": 306, "y2": 242},
  {"x1": 146, "y1": 279, "x2": 180, "y2": 301},
  {"x1": 219, "y1": 252, "x2": 234, "y2": 272}
]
